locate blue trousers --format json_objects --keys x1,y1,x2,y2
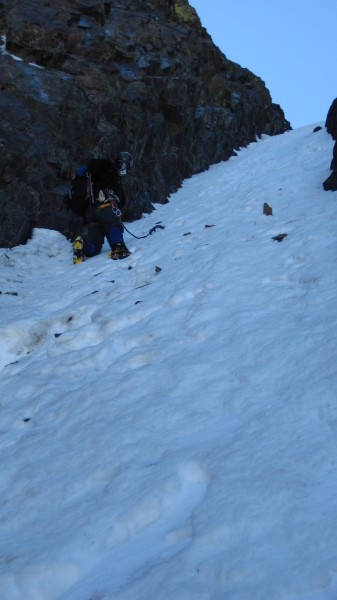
[{"x1": 83, "y1": 204, "x2": 125, "y2": 257}]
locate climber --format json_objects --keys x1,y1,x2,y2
[{"x1": 70, "y1": 152, "x2": 133, "y2": 263}]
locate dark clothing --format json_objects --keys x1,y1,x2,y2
[
  {"x1": 88, "y1": 159, "x2": 126, "y2": 210},
  {"x1": 81, "y1": 159, "x2": 127, "y2": 256},
  {"x1": 83, "y1": 202, "x2": 124, "y2": 257}
]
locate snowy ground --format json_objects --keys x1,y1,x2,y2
[{"x1": 1, "y1": 124, "x2": 337, "y2": 600}]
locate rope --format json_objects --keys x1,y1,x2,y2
[
  {"x1": 119, "y1": 177, "x2": 165, "y2": 238},
  {"x1": 123, "y1": 223, "x2": 165, "y2": 239}
]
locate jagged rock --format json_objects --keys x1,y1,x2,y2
[
  {"x1": 0, "y1": 0, "x2": 291, "y2": 248},
  {"x1": 323, "y1": 169, "x2": 337, "y2": 192},
  {"x1": 326, "y1": 98, "x2": 337, "y2": 140},
  {"x1": 263, "y1": 202, "x2": 273, "y2": 216},
  {"x1": 324, "y1": 98, "x2": 337, "y2": 192},
  {"x1": 323, "y1": 142, "x2": 337, "y2": 191}
]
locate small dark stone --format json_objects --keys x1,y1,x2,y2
[
  {"x1": 263, "y1": 202, "x2": 273, "y2": 216},
  {"x1": 274, "y1": 234, "x2": 287, "y2": 242}
]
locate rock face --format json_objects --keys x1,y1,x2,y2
[
  {"x1": 325, "y1": 98, "x2": 337, "y2": 140},
  {"x1": 0, "y1": 0, "x2": 290, "y2": 248},
  {"x1": 323, "y1": 98, "x2": 337, "y2": 192}
]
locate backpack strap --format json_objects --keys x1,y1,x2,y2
[{"x1": 86, "y1": 172, "x2": 94, "y2": 206}]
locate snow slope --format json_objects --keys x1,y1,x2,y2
[{"x1": 1, "y1": 124, "x2": 337, "y2": 600}]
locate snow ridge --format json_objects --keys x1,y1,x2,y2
[{"x1": 1, "y1": 125, "x2": 337, "y2": 600}]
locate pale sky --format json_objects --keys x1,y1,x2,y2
[{"x1": 189, "y1": 0, "x2": 337, "y2": 129}]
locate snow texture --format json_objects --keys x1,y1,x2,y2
[{"x1": 1, "y1": 124, "x2": 337, "y2": 599}]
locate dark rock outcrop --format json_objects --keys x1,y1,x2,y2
[
  {"x1": 325, "y1": 98, "x2": 337, "y2": 140},
  {"x1": 323, "y1": 98, "x2": 337, "y2": 192},
  {"x1": 0, "y1": 0, "x2": 290, "y2": 248}
]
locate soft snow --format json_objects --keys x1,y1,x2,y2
[{"x1": 1, "y1": 124, "x2": 337, "y2": 600}]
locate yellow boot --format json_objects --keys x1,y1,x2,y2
[{"x1": 73, "y1": 236, "x2": 85, "y2": 264}]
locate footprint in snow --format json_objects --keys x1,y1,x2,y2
[{"x1": 58, "y1": 461, "x2": 210, "y2": 599}]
